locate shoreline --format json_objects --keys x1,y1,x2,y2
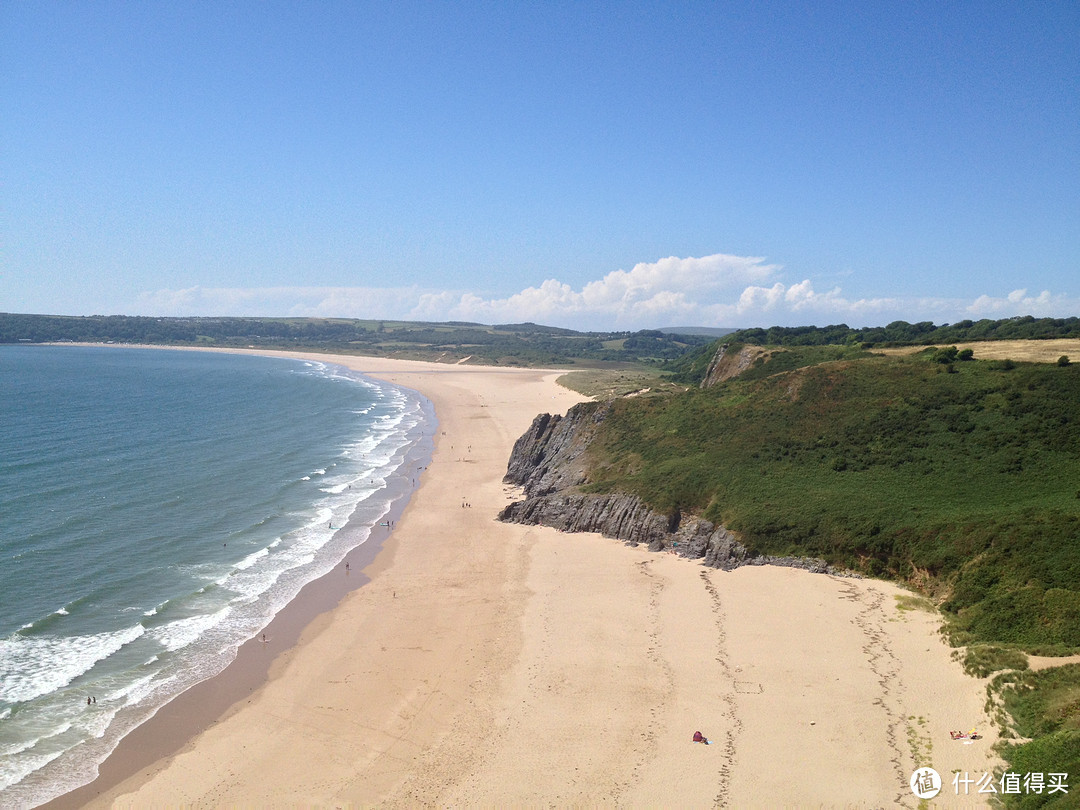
[
  {"x1": 38, "y1": 348, "x2": 590, "y2": 808},
  {"x1": 42, "y1": 347, "x2": 1003, "y2": 808},
  {"x1": 39, "y1": 349, "x2": 437, "y2": 809}
]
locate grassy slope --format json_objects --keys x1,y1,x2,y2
[
  {"x1": 580, "y1": 349, "x2": 1080, "y2": 803},
  {"x1": 584, "y1": 351, "x2": 1080, "y2": 650},
  {"x1": 995, "y1": 664, "x2": 1080, "y2": 808},
  {"x1": 581, "y1": 348, "x2": 1080, "y2": 804}
]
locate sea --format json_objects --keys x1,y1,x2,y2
[{"x1": 0, "y1": 345, "x2": 434, "y2": 808}]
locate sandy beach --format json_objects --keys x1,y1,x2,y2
[{"x1": 57, "y1": 351, "x2": 1001, "y2": 808}]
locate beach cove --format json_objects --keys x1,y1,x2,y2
[{"x1": 51, "y1": 350, "x2": 1001, "y2": 808}]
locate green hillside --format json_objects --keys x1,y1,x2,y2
[
  {"x1": 574, "y1": 347, "x2": 1080, "y2": 807},
  {"x1": 578, "y1": 346, "x2": 1080, "y2": 805},
  {"x1": 583, "y1": 349, "x2": 1080, "y2": 651}
]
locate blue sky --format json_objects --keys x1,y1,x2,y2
[{"x1": 2, "y1": 1, "x2": 1077, "y2": 331}]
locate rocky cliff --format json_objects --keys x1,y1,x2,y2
[
  {"x1": 501, "y1": 403, "x2": 604, "y2": 496},
  {"x1": 700, "y1": 342, "x2": 769, "y2": 387},
  {"x1": 498, "y1": 402, "x2": 838, "y2": 573}
]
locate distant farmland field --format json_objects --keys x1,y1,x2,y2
[{"x1": 878, "y1": 338, "x2": 1080, "y2": 363}]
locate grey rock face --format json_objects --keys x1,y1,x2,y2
[
  {"x1": 500, "y1": 402, "x2": 840, "y2": 574},
  {"x1": 503, "y1": 403, "x2": 607, "y2": 496}
]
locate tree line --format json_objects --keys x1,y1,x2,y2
[{"x1": 729, "y1": 316, "x2": 1080, "y2": 347}]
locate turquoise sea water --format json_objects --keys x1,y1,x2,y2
[{"x1": 0, "y1": 346, "x2": 433, "y2": 807}]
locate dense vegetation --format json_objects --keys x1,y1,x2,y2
[
  {"x1": 0, "y1": 313, "x2": 710, "y2": 367},
  {"x1": 994, "y1": 664, "x2": 1080, "y2": 809},
  {"x1": 727, "y1": 316, "x2": 1080, "y2": 347},
  {"x1": 584, "y1": 349, "x2": 1080, "y2": 651}
]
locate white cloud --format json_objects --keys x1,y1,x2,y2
[
  {"x1": 736, "y1": 282, "x2": 786, "y2": 312},
  {"x1": 425, "y1": 254, "x2": 782, "y2": 327},
  {"x1": 135, "y1": 253, "x2": 782, "y2": 328},
  {"x1": 967, "y1": 289, "x2": 1060, "y2": 316},
  {"x1": 133, "y1": 255, "x2": 1079, "y2": 331},
  {"x1": 725, "y1": 280, "x2": 902, "y2": 322}
]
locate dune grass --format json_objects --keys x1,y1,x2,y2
[{"x1": 995, "y1": 664, "x2": 1080, "y2": 808}]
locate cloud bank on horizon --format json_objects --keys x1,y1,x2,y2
[
  {"x1": 136, "y1": 253, "x2": 1079, "y2": 332},
  {"x1": 3, "y1": 6, "x2": 1076, "y2": 332}
]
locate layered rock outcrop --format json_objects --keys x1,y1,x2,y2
[
  {"x1": 499, "y1": 403, "x2": 838, "y2": 574},
  {"x1": 700, "y1": 342, "x2": 769, "y2": 387},
  {"x1": 502, "y1": 404, "x2": 603, "y2": 496},
  {"x1": 500, "y1": 491, "x2": 758, "y2": 569}
]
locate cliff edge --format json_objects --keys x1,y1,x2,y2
[
  {"x1": 498, "y1": 402, "x2": 836, "y2": 573},
  {"x1": 700, "y1": 342, "x2": 769, "y2": 387}
]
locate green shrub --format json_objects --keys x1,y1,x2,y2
[
  {"x1": 932, "y1": 345, "x2": 959, "y2": 364},
  {"x1": 996, "y1": 665, "x2": 1080, "y2": 807},
  {"x1": 999, "y1": 730, "x2": 1080, "y2": 808},
  {"x1": 961, "y1": 645, "x2": 1029, "y2": 677}
]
